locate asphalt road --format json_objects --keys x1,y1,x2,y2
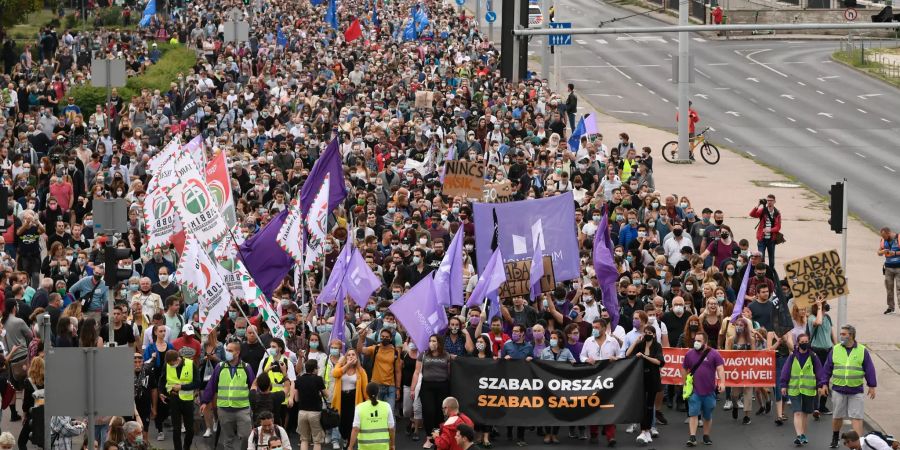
[
  {"x1": 506, "y1": 0, "x2": 900, "y2": 229},
  {"x1": 80, "y1": 403, "x2": 839, "y2": 450}
]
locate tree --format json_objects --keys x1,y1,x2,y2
[{"x1": 0, "y1": 0, "x2": 44, "y2": 29}]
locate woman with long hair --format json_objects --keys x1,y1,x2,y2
[
  {"x1": 539, "y1": 329, "x2": 575, "y2": 444},
  {"x1": 411, "y1": 335, "x2": 451, "y2": 449},
  {"x1": 626, "y1": 324, "x2": 664, "y2": 445},
  {"x1": 331, "y1": 347, "x2": 369, "y2": 444},
  {"x1": 55, "y1": 317, "x2": 78, "y2": 347},
  {"x1": 142, "y1": 324, "x2": 173, "y2": 441},
  {"x1": 401, "y1": 335, "x2": 423, "y2": 441},
  {"x1": 725, "y1": 316, "x2": 755, "y2": 424},
  {"x1": 17, "y1": 355, "x2": 45, "y2": 449},
  {"x1": 78, "y1": 317, "x2": 103, "y2": 348},
  {"x1": 698, "y1": 298, "x2": 723, "y2": 349},
  {"x1": 469, "y1": 335, "x2": 494, "y2": 447}
]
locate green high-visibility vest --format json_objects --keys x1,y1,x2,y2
[
  {"x1": 831, "y1": 344, "x2": 866, "y2": 388},
  {"x1": 356, "y1": 400, "x2": 391, "y2": 450},
  {"x1": 166, "y1": 358, "x2": 195, "y2": 401},
  {"x1": 788, "y1": 354, "x2": 817, "y2": 397},
  {"x1": 216, "y1": 363, "x2": 250, "y2": 408}
]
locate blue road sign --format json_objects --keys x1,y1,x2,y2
[
  {"x1": 456, "y1": 0, "x2": 465, "y2": 5},
  {"x1": 485, "y1": 10, "x2": 497, "y2": 22},
  {"x1": 549, "y1": 22, "x2": 572, "y2": 46}
]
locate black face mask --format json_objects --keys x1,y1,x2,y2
[
  {"x1": 688, "y1": 324, "x2": 700, "y2": 332},
  {"x1": 673, "y1": 229, "x2": 683, "y2": 237},
  {"x1": 627, "y1": 294, "x2": 637, "y2": 300},
  {"x1": 798, "y1": 342, "x2": 810, "y2": 351},
  {"x1": 381, "y1": 337, "x2": 392, "y2": 346},
  {"x1": 643, "y1": 334, "x2": 654, "y2": 343}
]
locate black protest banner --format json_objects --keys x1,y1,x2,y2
[{"x1": 450, "y1": 358, "x2": 644, "y2": 426}]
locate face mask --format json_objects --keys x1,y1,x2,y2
[
  {"x1": 317, "y1": 324, "x2": 333, "y2": 333},
  {"x1": 649, "y1": 316, "x2": 657, "y2": 325},
  {"x1": 673, "y1": 306, "x2": 685, "y2": 315},
  {"x1": 324, "y1": 244, "x2": 333, "y2": 253},
  {"x1": 267, "y1": 348, "x2": 277, "y2": 357},
  {"x1": 465, "y1": 244, "x2": 474, "y2": 251},
  {"x1": 689, "y1": 324, "x2": 700, "y2": 332},
  {"x1": 236, "y1": 328, "x2": 246, "y2": 337},
  {"x1": 693, "y1": 341, "x2": 703, "y2": 351},
  {"x1": 680, "y1": 202, "x2": 688, "y2": 209},
  {"x1": 735, "y1": 326, "x2": 745, "y2": 334},
  {"x1": 673, "y1": 229, "x2": 683, "y2": 237},
  {"x1": 511, "y1": 332, "x2": 522, "y2": 341},
  {"x1": 412, "y1": 256, "x2": 421, "y2": 265},
  {"x1": 632, "y1": 319, "x2": 642, "y2": 329},
  {"x1": 726, "y1": 268, "x2": 736, "y2": 276},
  {"x1": 228, "y1": 311, "x2": 238, "y2": 320},
  {"x1": 469, "y1": 316, "x2": 480, "y2": 326},
  {"x1": 476, "y1": 342, "x2": 486, "y2": 352},
  {"x1": 383, "y1": 322, "x2": 396, "y2": 329},
  {"x1": 685, "y1": 284, "x2": 694, "y2": 291},
  {"x1": 589, "y1": 328, "x2": 600, "y2": 339},
  {"x1": 637, "y1": 231, "x2": 647, "y2": 238},
  {"x1": 225, "y1": 351, "x2": 235, "y2": 362},
  {"x1": 798, "y1": 342, "x2": 810, "y2": 351},
  {"x1": 392, "y1": 292, "x2": 402, "y2": 300},
  {"x1": 632, "y1": 279, "x2": 642, "y2": 286},
  {"x1": 839, "y1": 336, "x2": 849, "y2": 345},
  {"x1": 651, "y1": 202, "x2": 660, "y2": 208},
  {"x1": 644, "y1": 334, "x2": 654, "y2": 343},
  {"x1": 381, "y1": 337, "x2": 392, "y2": 346},
  {"x1": 134, "y1": 436, "x2": 144, "y2": 445},
  {"x1": 548, "y1": 338, "x2": 559, "y2": 347},
  {"x1": 583, "y1": 295, "x2": 593, "y2": 303},
  {"x1": 717, "y1": 295, "x2": 725, "y2": 303},
  {"x1": 449, "y1": 326, "x2": 459, "y2": 334}
]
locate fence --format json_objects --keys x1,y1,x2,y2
[
  {"x1": 646, "y1": 0, "x2": 708, "y2": 22},
  {"x1": 838, "y1": 37, "x2": 900, "y2": 79}
]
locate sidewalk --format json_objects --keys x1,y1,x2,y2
[{"x1": 581, "y1": 107, "x2": 900, "y2": 433}]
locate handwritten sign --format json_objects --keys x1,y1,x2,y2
[
  {"x1": 783, "y1": 249, "x2": 849, "y2": 308},
  {"x1": 498, "y1": 255, "x2": 556, "y2": 299},
  {"x1": 483, "y1": 180, "x2": 514, "y2": 203},
  {"x1": 443, "y1": 160, "x2": 485, "y2": 198},
  {"x1": 414, "y1": 90, "x2": 435, "y2": 109}
]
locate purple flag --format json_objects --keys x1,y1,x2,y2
[
  {"x1": 474, "y1": 192, "x2": 579, "y2": 281},
  {"x1": 433, "y1": 231, "x2": 464, "y2": 306},
  {"x1": 389, "y1": 276, "x2": 447, "y2": 351},
  {"x1": 319, "y1": 242, "x2": 353, "y2": 305},
  {"x1": 593, "y1": 209, "x2": 621, "y2": 329},
  {"x1": 344, "y1": 248, "x2": 382, "y2": 308},
  {"x1": 529, "y1": 244, "x2": 545, "y2": 301},
  {"x1": 466, "y1": 248, "x2": 507, "y2": 308},
  {"x1": 730, "y1": 263, "x2": 753, "y2": 323},
  {"x1": 584, "y1": 112, "x2": 599, "y2": 136},
  {"x1": 240, "y1": 209, "x2": 294, "y2": 299},
  {"x1": 300, "y1": 137, "x2": 347, "y2": 218},
  {"x1": 332, "y1": 298, "x2": 346, "y2": 346}
]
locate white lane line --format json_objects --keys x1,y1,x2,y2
[
  {"x1": 881, "y1": 118, "x2": 892, "y2": 123},
  {"x1": 885, "y1": 166, "x2": 897, "y2": 173},
  {"x1": 857, "y1": 108, "x2": 868, "y2": 114},
  {"x1": 787, "y1": 117, "x2": 796, "y2": 122},
  {"x1": 747, "y1": 151, "x2": 757, "y2": 157},
  {"x1": 806, "y1": 128, "x2": 817, "y2": 134},
  {"x1": 816, "y1": 90, "x2": 825, "y2": 95},
  {"x1": 576, "y1": 39, "x2": 587, "y2": 45},
  {"x1": 707, "y1": 63, "x2": 729, "y2": 66},
  {"x1": 797, "y1": 81, "x2": 807, "y2": 86},
  {"x1": 694, "y1": 68, "x2": 712, "y2": 79},
  {"x1": 749, "y1": 98, "x2": 758, "y2": 104},
  {"x1": 636, "y1": 82, "x2": 643, "y2": 87},
  {"x1": 661, "y1": 98, "x2": 670, "y2": 103},
  {"x1": 829, "y1": 138, "x2": 840, "y2": 145},
  {"x1": 595, "y1": 39, "x2": 608, "y2": 44},
  {"x1": 693, "y1": 37, "x2": 707, "y2": 42},
  {"x1": 742, "y1": 49, "x2": 790, "y2": 78},
  {"x1": 835, "y1": 99, "x2": 845, "y2": 104},
  {"x1": 725, "y1": 137, "x2": 735, "y2": 144},
  {"x1": 855, "y1": 152, "x2": 867, "y2": 159},
  {"x1": 767, "y1": 107, "x2": 776, "y2": 113}
]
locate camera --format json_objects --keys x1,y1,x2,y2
[{"x1": 759, "y1": 198, "x2": 766, "y2": 205}]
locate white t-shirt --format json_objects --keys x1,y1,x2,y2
[{"x1": 861, "y1": 435, "x2": 893, "y2": 450}]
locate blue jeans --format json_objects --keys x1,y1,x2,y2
[
  {"x1": 757, "y1": 238, "x2": 776, "y2": 267},
  {"x1": 377, "y1": 385, "x2": 397, "y2": 413},
  {"x1": 774, "y1": 355, "x2": 788, "y2": 401}
]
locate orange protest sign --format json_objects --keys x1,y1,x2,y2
[{"x1": 660, "y1": 348, "x2": 776, "y2": 388}]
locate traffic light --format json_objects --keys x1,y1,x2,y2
[
  {"x1": 828, "y1": 181, "x2": 844, "y2": 234},
  {"x1": 104, "y1": 243, "x2": 134, "y2": 287}
]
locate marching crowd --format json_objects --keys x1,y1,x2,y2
[{"x1": 0, "y1": 0, "x2": 896, "y2": 448}]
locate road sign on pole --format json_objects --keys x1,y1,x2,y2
[
  {"x1": 843, "y1": 7, "x2": 857, "y2": 21},
  {"x1": 486, "y1": 10, "x2": 497, "y2": 22},
  {"x1": 456, "y1": 0, "x2": 464, "y2": 5},
  {"x1": 548, "y1": 22, "x2": 571, "y2": 46}
]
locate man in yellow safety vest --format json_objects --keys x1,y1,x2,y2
[
  {"x1": 159, "y1": 350, "x2": 200, "y2": 450},
  {"x1": 200, "y1": 341, "x2": 256, "y2": 450},
  {"x1": 348, "y1": 383, "x2": 395, "y2": 450},
  {"x1": 822, "y1": 325, "x2": 878, "y2": 449}
]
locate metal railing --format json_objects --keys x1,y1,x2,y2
[{"x1": 838, "y1": 37, "x2": 900, "y2": 79}]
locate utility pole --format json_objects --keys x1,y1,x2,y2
[
  {"x1": 839, "y1": 178, "x2": 848, "y2": 330},
  {"x1": 676, "y1": 0, "x2": 691, "y2": 161},
  {"x1": 542, "y1": 0, "x2": 550, "y2": 80}
]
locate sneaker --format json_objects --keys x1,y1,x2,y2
[
  {"x1": 579, "y1": 432, "x2": 588, "y2": 440},
  {"x1": 333, "y1": 441, "x2": 342, "y2": 450},
  {"x1": 568, "y1": 431, "x2": 577, "y2": 439},
  {"x1": 813, "y1": 410, "x2": 821, "y2": 421},
  {"x1": 683, "y1": 417, "x2": 691, "y2": 424},
  {"x1": 650, "y1": 428, "x2": 659, "y2": 439},
  {"x1": 157, "y1": 432, "x2": 165, "y2": 442},
  {"x1": 626, "y1": 424, "x2": 637, "y2": 434},
  {"x1": 737, "y1": 399, "x2": 744, "y2": 410},
  {"x1": 181, "y1": 424, "x2": 186, "y2": 433},
  {"x1": 884, "y1": 307, "x2": 894, "y2": 315},
  {"x1": 203, "y1": 429, "x2": 212, "y2": 438},
  {"x1": 822, "y1": 406, "x2": 832, "y2": 415},
  {"x1": 636, "y1": 432, "x2": 649, "y2": 446},
  {"x1": 686, "y1": 436, "x2": 697, "y2": 447},
  {"x1": 703, "y1": 435, "x2": 712, "y2": 446},
  {"x1": 655, "y1": 410, "x2": 668, "y2": 425},
  {"x1": 830, "y1": 437, "x2": 840, "y2": 448},
  {"x1": 516, "y1": 441, "x2": 528, "y2": 447},
  {"x1": 723, "y1": 399, "x2": 733, "y2": 411},
  {"x1": 800, "y1": 435, "x2": 809, "y2": 445},
  {"x1": 608, "y1": 439, "x2": 616, "y2": 448},
  {"x1": 9, "y1": 413, "x2": 21, "y2": 422},
  {"x1": 698, "y1": 419, "x2": 704, "y2": 427},
  {"x1": 742, "y1": 416, "x2": 751, "y2": 425},
  {"x1": 213, "y1": 421, "x2": 219, "y2": 432},
  {"x1": 786, "y1": 398, "x2": 792, "y2": 406},
  {"x1": 794, "y1": 437, "x2": 802, "y2": 447}
]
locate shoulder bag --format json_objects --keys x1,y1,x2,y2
[{"x1": 682, "y1": 348, "x2": 711, "y2": 400}]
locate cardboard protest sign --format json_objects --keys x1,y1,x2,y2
[
  {"x1": 498, "y1": 255, "x2": 556, "y2": 299},
  {"x1": 415, "y1": 90, "x2": 435, "y2": 108},
  {"x1": 482, "y1": 180, "x2": 513, "y2": 203},
  {"x1": 443, "y1": 160, "x2": 485, "y2": 198},
  {"x1": 783, "y1": 249, "x2": 849, "y2": 308}
]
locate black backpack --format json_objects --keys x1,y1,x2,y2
[{"x1": 30, "y1": 405, "x2": 45, "y2": 447}]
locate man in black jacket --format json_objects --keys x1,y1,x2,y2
[{"x1": 565, "y1": 83, "x2": 578, "y2": 130}]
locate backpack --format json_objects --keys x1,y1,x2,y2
[
  {"x1": 864, "y1": 432, "x2": 896, "y2": 450},
  {"x1": 363, "y1": 344, "x2": 399, "y2": 380},
  {"x1": 29, "y1": 405, "x2": 45, "y2": 447}
]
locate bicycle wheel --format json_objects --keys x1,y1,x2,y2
[
  {"x1": 661, "y1": 141, "x2": 679, "y2": 163},
  {"x1": 700, "y1": 142, "x2": 721, "y2": 165}
]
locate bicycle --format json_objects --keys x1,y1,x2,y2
[{"x1": 661, "y1": 127, "x2": 720, "y2": 165}]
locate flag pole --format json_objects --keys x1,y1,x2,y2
[{"x1": 227, "y1": 226, "x2": 283, "y2": 348}]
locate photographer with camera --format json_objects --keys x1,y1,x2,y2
[
  {"x1": 749, "y1": 194, "x2": 782, "y2": 267},
  {"x1": 430, "y1": 397, "x2": 473, "y2": 450}
]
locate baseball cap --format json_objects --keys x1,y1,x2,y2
[{"x1": 181, "y1": 324, "x2": 195, "y2": 336}]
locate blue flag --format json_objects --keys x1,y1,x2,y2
[
  {"x1": 276, "y1": 25, "x2": 288, "y2": 47},
  {"x1": 568, "y1": 117, "x2": 586, "y2": 151},
  {"x1": 372, "y1": 2, "x2": 381, "y2": 26},
  {"x1": 326, "y1": 0, "x2": 338, "y2": 30},
  {"x1": 310, "y1": 0, "x2": 323, "y2": 5},
  {"x1": 414, "y1": 5, "x2": 429, "y2": 33},
  {"x1": 139, "y1": 0, "x2": 156, "y2": 27}
]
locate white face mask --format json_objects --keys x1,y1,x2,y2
[{"x1": 693, "y1": 341, "x2": 703, "y2": 351}]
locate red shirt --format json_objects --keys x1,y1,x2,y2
[
  {"x1": 488, "y1": 331, "x2": 509, "y2": 355},
  {"x1": 434, "y1": 413, "x2": 475, "y2": 450},
  {"x1": 172, "y1": 336, "x2": 201, "y2": 360}
]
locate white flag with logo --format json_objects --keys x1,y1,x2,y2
[
  {"x1": 147, "y1": 137, "x2": 181, "y2": 176},
  {"x1": 303, "y1": 173, "x2": 330, "y2": 271},
  {"x1": 168, "y1": 153, "x2": 228, "y2": 247},
  {"x1": 177, "y1": 237, "x2": 232, "y2": 335},
  {"x1": 239, "y1": 270, "x2": 287, "y2": 339},
  {"x1": 277, "y1": 200, "x2": 304, "y2": 264},
  {"x1": 143, "y1": 186, "x2": 183, "y2": 251}
]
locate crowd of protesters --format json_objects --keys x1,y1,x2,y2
[{"x1": 0, "y1": 0, "x2": 893, "y2": 448}]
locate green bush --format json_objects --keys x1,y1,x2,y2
[
  {"x1": 69, "y1": 42, "x2": 196, "y2": 115},
  {"x1": 64, "y1": 13, "x2": 78, "y2": 29},
  {"x1": 97, "y1": 5, "x2": 123, "y2": 26}
]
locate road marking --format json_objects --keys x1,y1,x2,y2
[
  {"x1": 595, "y1": 39, "x2": 608, "y2": 44},
  {"x1": 829, "y1": 138, "x2": 840, "y2": 145},
  {"x1": 816, "y1": 90, "x2": 825, "y2": 95},
  {"x1": 881, "y1": 118, "x2": 892, "y2": 123},
  {"x1": 562, "y1": 64, "x2": 661, "y2": 68},
  {"x1": 817, "y1": 75, "x2": 840, "y2": 82},
  {"x1": 818, "y1": 112, "x2": 833, "y2": 118},
  {"x1": 787, "y1": 117, "x2": 796, "y2": 122},
  {"x1": 693, "y1": 37, "x2": 707, "y2": 42},
  {"x1": 855, "y1": 152, "x2": 866, "y2": 158},
  {"x1": 694, "y1": 68, "x2": 712, "y2": 79},
  {"x1": 617, "y1": 36, "x2": 667, "y2": 43},
  {"x1": 797, "y1": 81, "x2": 806, "y2": 86},
  {"x1": 741, "y1": 49, "x2": 790, "y2": 78},
  {"x1": 746, "y1": 77, "x2": 759, "y2": 83},
  {"x1": 806, "y1": 128, "x2": 817, "y2": 134},
  {"x1": 576, "y1": 39, "x2": 587, "y2": 45},
  {"x1": 780, "y1": 94, "x2": 796, "y2": 100},
  {"x1": 749, "y1": 98, "x2": 758, "y2": 104},
  {"x1": 694, "y1": 93, "x2": 709, "y2": 99},
  {"x1": 857, "y1": 93, "x2": 882, "y2": 99},
  {"x1": 709, "y1": 127, "x2": 716, "y2": 132},
  {"x1": 648, "y1": 90, "x2": 656, "y2": 95},
  {"x1": 609, "y1": 110, "x2": 649, "y2": 116},
  {"x1": 885, "y1": 166, "x2": 897, "y2": 173},
  {"x1": 636, "y1": 82, "x2": 643, "y2": 87},
  {"x1": 661, "y1": 98, "x2": 669, "y2": 103},
  {"x1": 726, "y1": 111, "x2": 741, "y2": 117},
  {"x1": 767, "y1": 107, "x2": 776, "y2": 112},
  {"x1": 670, "y1": 38, "x2": 679, "y2": 43},
  {"x1": 857, "y1": 108, "x2": 868, "y2": 114},
  {"x1": 707, "y1": 63, "x2": 729, "y2": 66},
  {"x1": 714, "y1": 87, "x2": 730, "y2": 90},
  {"x1": 835, "y1": 99, "x2": 845, "y2": 104},
  {"x1": 747, "y1": 151, "x2": 757, "y2": 157},
  {"x1": 588, "y1": 93, "x2": 624, "y2": 99},
  {"x1": 725, "y1": 137, "x2": 735, "y2": 143}
]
